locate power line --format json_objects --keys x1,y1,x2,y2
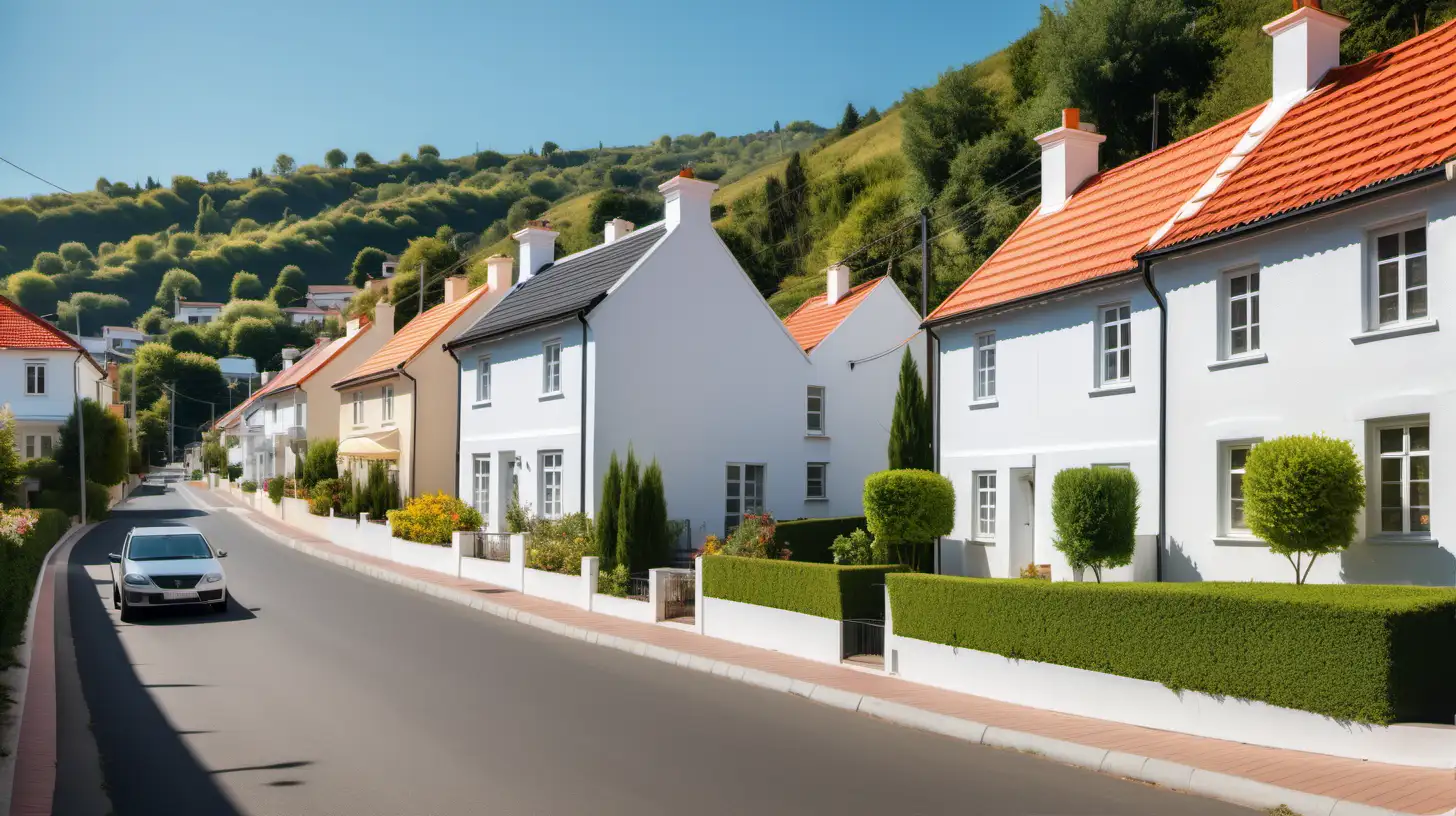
[{"x1": 0, "y1": 155, "x2": 72, "y2": 194}]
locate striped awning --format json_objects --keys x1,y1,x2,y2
[{"x1": 338, "y1": 429, "x2": 400, "y2": 460}]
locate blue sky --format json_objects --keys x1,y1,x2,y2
[{"x1": 0, "y1": 0, "x2": 1041, "y2": 199}]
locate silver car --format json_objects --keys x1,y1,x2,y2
[{"x1": 109, "y1": 526, "x2": 229, "y2": 621}]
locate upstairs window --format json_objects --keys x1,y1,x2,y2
[
  {"x1": 25, "y1": 362, "x2": 45, "y2": 395},
  {"x1": 542, "y1": 341, "x2": 562, "y2": 395},
  {"x1": 351, "y1": 392, "x2": 364, "y2": 425},
  {"x1": 1225, "y1": 268, "x2": 1261, "y2": 357},
  {"x1": 475, "y1": 355, "x2": 491, "y2": 403},
  {"x1": 974, "y1": 332, "x2": 996, "y2": 400},
  {"x1": 381, "y1": 385, "x2": 395, "y2": 423},
  {"x1": 1371, "y1": 224, "x2": 1427, "y2": 328},
  {"x1": 1099, "y1": 304, "x2": 1131, "y2": 385},
  {"x1": 806, "y1": 386, "x2": 825, "y2": 435}
]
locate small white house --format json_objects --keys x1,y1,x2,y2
[
  {"x1": 306, "y1": 285, "x2": 357, "y2": 311},
  {"x1": 0, "y1": 295, "x2": 105, "y2": 461},
  {"x1": 445, "y1": 174, "x2": 922, "y2": 554},
  {"x1": 175, "y1": 299, "x2": 222, "y2": 325},
  {"x1": 283, "y1": 306, "x2": 339, "y2": 326}
]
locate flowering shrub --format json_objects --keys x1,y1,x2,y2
[
  {"x1": 267, "y1": 477, "x2": 284, "y2": 505},
  {"x1": 526, "y1": 513, "x2": 595, "y2": 574},
  {"x1": 597, "y1": 563, "x2": 631, "y2": 597},
  {"x1": 0, "y1": 508, "x2": 39, "y2": 546},
  {"x1": 309, "y1": 478, "x2": 344, "y2": 516},
  {"x1": 389, "y1": 492, "x2": 483, "y2": 545},
  {"x1": 694, "y1": 534, "x2": 724, "y2": 558},
  {"x1": 722, "y1": 513, "x2": 789, "y2": 559},
  {"x1": 240, "y1": 480, "x2": 257, "y2": 493}
]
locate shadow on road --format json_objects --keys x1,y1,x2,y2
[{"x1": 59, "y1": 518, "x2": 264, "y2": 816}]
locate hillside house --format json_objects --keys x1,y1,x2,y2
[
  {"x1": 306, "y1": 284, "x2": 357, "y2": 311},
  {"x1": 0, "y1": 295, "x2": 105, "y2": 461}
]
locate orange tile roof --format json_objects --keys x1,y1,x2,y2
[
  {"x1": 334, "y1": 284, "x2": 491, "y2": 388},
  {"x1": 0, "y1": 295, "x2": 89, "y2": 352},
  {"x1": 1155, "y1": 19, "x2": 1456, "y2": 249},
  {"x1": 782, "y1": 277, "x2": 886, "y2": 352},
  {"x1": 927, "y1": 106, "x2": 1263, "y2": 323}
]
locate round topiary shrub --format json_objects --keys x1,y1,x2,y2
[
  {"x1": 863, "y1": 469, "x2": 954, "y2": 570},
  {"x1": 1243, "y1": 433, "x2": 1366, "y2": 584},
  {"x1": 1050, "y1": 466, "x2": 1139, "y2": 582}
]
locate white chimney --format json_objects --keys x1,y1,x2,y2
[
  {"x1": 604, "y1": 218, "x2": 635, "y2": 244},
  {"x1": 1264, "y1": 0, "x2": 1348, "y2": 100},
  {"x1": 373, "y1": 299, "x2": 396, "y2": 337},
  {"x1": 513, "y1": 221, "x2": 558, "y2": 283},
  {"x1": 486, "y1": 255, "x2": 513, "y2": 291},
  {"x1": 1034, "y1": 109, "x2": 1106, "y2": 216},
  {"x1": 346, "y1": 316, "x2": 362, "y2": 336},
  {"x1": 281, "y1": 347, "x2": 299, "y2": 369},
  {"x1": 826, "y1": 264, "x2": 851, "y2": 305},
  {"x1": 261, "y1": 371, "x2": 273, "y2": 385},
  {"x1": 443, "y1": 275, "x2": 470, "y2": 304},
  {"x1": 658, "y1": 169, "x2": 718, "y2": 231}
]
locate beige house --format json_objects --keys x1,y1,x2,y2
[{"x1": 332, "y1": 271, "x2": 506, "y2": 498}]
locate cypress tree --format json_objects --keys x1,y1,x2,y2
[
  {"x1": 838, "y1": 102, "x2": 861, "y2": 135},
  {"x1": 635, "y1": 459, "x2": 669, "y2": 569},
  {"x1": 888, "y1": 347, "x2": 932, "y2": 469},
  {"x1": 597, "y1": 452, "x2": 622, "y2": 570},
  {"x1": 617, "y1": 446, "x2": 640, "y2": 571}
]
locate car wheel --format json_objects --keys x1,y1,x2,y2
[
  {"x1": 211, "y1": 592, "x2": 228, "y2": 614},
  {"x1": 112, "y1": 584, "x2": 120, "y2": 610},
  {"x1": 119, "y1": 594, "x2": 137, "y2": 623}
]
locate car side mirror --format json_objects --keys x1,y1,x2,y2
[
  {"x1": 217, "y1": 551, "x2": 228, "y2": 558},
  {"x1": 108, "y1": 553, "x2": 121, "y2": 563}
]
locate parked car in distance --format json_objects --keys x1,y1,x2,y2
[{"x1": 109, "y1": 526, "x2": 229, "y2": 622}]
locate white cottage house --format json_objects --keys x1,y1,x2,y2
[
  {"x1": 927, "y1": 1, "x2": 1456, "y2": 585},
  {"x1": 445, "y1": 172, "x2": 923, "y2": 553},
  {"x1": 0, "y1": 295, "x2": 105, "y2": 461}
]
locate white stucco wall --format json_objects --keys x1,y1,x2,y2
[
  {"x1": 700, "y1": 597, "x2": 843, "y2": 664},
  {"x1": 1, "y1": 348, "x2": 102, "y2": 426},
  {"x1": 936, "y1": 279, "x2": 1162, "y2": 580},
  {"x1": 1160, "y1": 182, "x2": 1456, "y2": 585}
]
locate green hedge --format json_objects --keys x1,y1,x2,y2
[
  {"x1": 887, "y1": 574, "x2": 1456, "y2": 725},
  {"x1": 776, "y1": 516, "x2": 866, "y2": 563},
  {"x1": 703, "y1": 556, "x2": 902, "y2": 619},
  {"x1": 1, "y1": 510, "x2": 70, "y2": 657}
]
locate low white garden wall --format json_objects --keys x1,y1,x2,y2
[
  {"x1": 523, "y1": 568, "x2": 589, "y2": 608},
  {"x1": 591, "y1": 593, "x2": 654, "y2": 623},
  {"x1": 459, "y1": 541, "x2": 524, "y2": 590},
  {"x1": 700, "y1": 597, "x2": 842, "y2": 664}
]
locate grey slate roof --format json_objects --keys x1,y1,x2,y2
[{"x1": 447, "y1": 222, "x2": 667, "y2": 349}]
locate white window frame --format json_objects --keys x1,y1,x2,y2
[
  {"x1": 351, "y1": 391, "x2": 364, "y2": 426},
  {"x1": 1371, "y1": 419, "x2": 1431, "y2": 538},
  {"x1": 973, "y1": 471, "x2": 996, "y2": 541},
  {"x1": 1097, "y1": 302, "x2": 1132, "y2": 385},
  {"x1": 1218, "y1": 440, "x2": 1260, "y2": 536},
  {"x1": 381, "y1": 385, "x2": 395, "y2": 423},
  {"x1": 541, "y1": 340, "x2": 562, "y2": 396},
  {"x1": 806, "y1": 462, "x2": 827, "y2": 501},
  {"x1": 806, "y1": 386, "x2": 825, "y2": 435},
  {"x1": 23, "y1": 435, "x2": 35, "y2": 460},
  {"x1": 724, "y1": 463, "x2": 766, "y2": 536},
  {"x1": 1368, "y1": 220, "x2": 1428, "y2": 330},
  {"x1": 472, "y1": 455, "x2": 491, "y2": 520},
  {"x1": 1222, "y1": 267, "x2": 1261, "y2": 358},
  {"x1": 539, "y1": 450, "x2": 564, "y2": 519},
  {"x1": 268, "y1": 403, "x2": 278, "y2": 426},
  {"x1": 974, "y1": 331, "x2": 996, "y2": 401},
  {"x1": 475, "y1": 355, "x2": 491, "y2": 404},
  {"x1": 24, "y1": 361, "x2": 46, "y2": 396}
]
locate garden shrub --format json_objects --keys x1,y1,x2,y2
[
  {"x1": 702, "y1": 556, "x2": 902, "y2": 619},
  {"x1": 301, "y1": 438, "x2": 339, "y2": 488},
  {"x1": 267, "y1": 476, "x2": 284, "y2": 505},
  {"x1": 308, "y1": 478, "x2": 344, "y2": 516},
  {"x1": 777, "y1": 516, "x2": 867, "y2": 563},
  {"x1": 36, "y1": 481, "x2": 109, "y2": 521},
  {"x1": 863, "y1": 469, "x2": 953, "y2": 570},
  {"x1": 722, "y1": 513, "x2": 786, "y2": 559},
  {"x1": 240, "y1": 480, "x2": 257, "y2": 493},
  {"x1": 1050, "y1": 467, "x2": 1139, "y2": 582},
  {"x1": 191, "y1": 469, "x2": 203, "y2": 481},
  {"x1": 886, "y1": 574, "x2": 1456, "y2": 725},
  {"x1": 0, "y1": 509, "x2": 69, "y2": 658},
  {"x1": 389, "y1": 492, "x2": 482, "y2": 545},
  {"x1": 597, "y1": 563, "x2": 630, "y2": 598},
  {"x1": 1243, "y1": 434, "x2": 1366, "y2": 584},
  {"x1": 830, "y1": 528, "x2": 887, "y2": 565},
  {"x1": 227, "y1": 464, "x2": 242, "y2": 481},
  {"x1": 526, "y1": 512, "x2": 595, "y2": 574},
  {"x1": 363, "y1": 461, "x2": 400, "y2": 520}
]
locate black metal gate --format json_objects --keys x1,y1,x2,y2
[
  {"x1": 841, "y1": 619, "x2": 885, "y2": 660},
  {"x1": 663, "y1": 569, "x2": 695, "y2": 622}
]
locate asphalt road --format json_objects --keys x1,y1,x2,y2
[{"x1": 53, "y1": 481, "x2": 1255, "y2": 815}]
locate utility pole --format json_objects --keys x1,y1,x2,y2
[
  {"x1": 167, "y1": 381, "x2": 175, "y2": 466},
  {"x1": 1151, "y1": 92, "x2": 1160, "y2": 152},
  {"x1": 417, "y1": 261, "x2": 425, "y2": 321},
  {"x1": 130, "y1": 359, "x2": 137, "y2": 449},
  {"x1": 921, "y1": 208, "x2": 936, "y2": 576}
]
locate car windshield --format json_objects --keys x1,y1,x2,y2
[{"x1": 128, "y1": 534, "x2": 213, "y2": 561}]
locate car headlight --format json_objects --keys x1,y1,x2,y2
[
  {"x1": 123, "y1": 573, "x2": 151, "y2": 586},
  {"x1": 202, "y1": 573, "x2": 223, "y2": 583}
]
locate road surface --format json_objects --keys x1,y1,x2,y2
[{"x1": 53, "y1": 481, "x2": 1254, "y2": 815}]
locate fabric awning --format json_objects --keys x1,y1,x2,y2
[{"x1": 338, "y1": 429, "x2": 400, "y2": 460}]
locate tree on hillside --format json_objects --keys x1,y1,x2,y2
[
  {"x1": 167, "y1": 324, "x2": 208, "y2": 354},
  {"x1": 838, "y1": 102, "x2": 861, "y2": 136},
  {"x1": 7, "y1": 271, "x2": 58, "y2": 314},
  {"x1": 135, "y1": 306, "x2": 170, "y2": 334},
  {"x1": 389, "y1": 237, "x2": 460, "y2": 327},
  {"x1": 194, "y1": 193, "x2": 226, "y2": 234},
  {"x1": 656, "y1": 135, "x2": 672, "y2": 151},
  {"x1": 417, "y1": 144, "x2": 440, "y2": 159},
  {"x1": 902, "y1": 65, "x2": 1002, "y2": 202},
  {"x1": 230, "y1": 271, "x2": 264, "y2": 300},
  {"x1": 861, "y1": 106, "x2": 881, "y2": 127},
  {"x1": 1341, "y1": 0, "x2": 1455, "y2": 60},
  {"x1": 229, "y1": 317, "x2": 280, "y2": 366},
  {"x1": 206, "y1": 170, "x2": 230, "y2": 184},
  {"x1": 350, "y1": 247, "x2": 388, "y2": 287},
  {"x1": 269, "y1": 264, "x2": 308, "y2": 308},
  {"x1": 888, "y1": 348, "x2": 931, "y2": 470},
  {"x1": 155, "y1": 268, "x2": 202, "y2": 307},
  {"x1": 324, "y1": 148, "x2": 348, "y2": 169},
  {"x1": 587, "y1": 190, "x2": 662, "y2": 236},
  {"x1": 475, "y1": 150, "x2": 507, "y2": 170},
  {"x1": 541, "y1": 141, "x2": 560, "y2": 156},
  {"x1": 272, "y1": 153, "x2": 296, "y2": 176},
  {"x1": 32, "y1": 252, "x2": 65, "y2": 277},
  {"x1": 61, "y1": 292, "x2": 131, "y2": 329},
  {"x1": 353, "y1": 151, "x2": 376, "y2": 168}
]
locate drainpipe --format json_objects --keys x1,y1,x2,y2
[
  {"x1": 397, "y1": 365, "x2": 418, "y2": 499},
  {"x1": 1138, "y1": 258, "x2": 1167, "y2": 582},
  {"x1": 577, "y1": 312, "x2": 590, "y2": 514}
]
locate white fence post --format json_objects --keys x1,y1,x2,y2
[
  {"x1": 581, "y1": 556, "x2": 600, "y2": 610},
  {"x1": 452, "y1": 531, "x2": 465, "y2": 578},
  {"x1": 648, "y1": 568, "x2": 667, "y2": 622},
  {"x1": 694, "y1": 556, "x2": 705, "y2": 634},
  {"x1": 510, "y1": 533, "x2": 527, "y2": 591},
  {"x1": 883, "y1": 584, "x2": 896, "y2": 675}
]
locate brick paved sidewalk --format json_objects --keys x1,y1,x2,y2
[{"x1": 199, "y1": 485, "x2": 1456, "y2": 815}]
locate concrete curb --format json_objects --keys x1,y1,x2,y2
[
  {"x1": 205, "y1": 488, "x2": 1449, "y2": 816},
  {"x1": 0, "y1": 520, "x2": 95, "y2": 816}
]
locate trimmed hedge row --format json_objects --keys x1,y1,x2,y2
[
  {"x1": 776, "y1": 516, "x2": 867, "y2": 563},
  {"x1": 702, "y1": 555, "x2": 901, "y2": 619},
  {"x1": 887, "y1": 574, "x2": 1456, "y2": 725},
  {"x1": 1, "y1": 510, "x2": 71, "y2": 657}
]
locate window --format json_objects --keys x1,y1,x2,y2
[
  {"x1": 23, "y1": 436, "x2": 35, "y2": 460},
  {"x1": 1226, "y1": 269, "x2": 1261, "y2": 356},
  {"x1": 974, "y1": 472, "x2": 997, "y2": 541},
  {"x1": 1223, "y1": 443, "x2": 1254, "y2": 534},
  {"x1": 724, "y1": 463, "x2": 765, "y2": 535},
  {"x1": 806, "y1": 462, "x2": 827, "y2": 500},
  {"x1": 974, "y1": 332, "x2": 996, "y2": 400},
  {"x1": 41, "y1": 435, "x2": 52, "y2": 458},
  {"x1": 1375, "y1": 422, "x2": 1430, "y2": 536},
  {"x1": 351, "y1": 392, "x2": 363, "y2": 425},
  {"x1": 381, "y1": 385, "x2": 395, "y2": 423},
  {"x1": 539, "y1": 451, "x2": 563, "y2": 518},
  {"x1": 25, "y1": 362, "x2": 45, "y2": 395},
  {"x1": 268, "y1": 403, "x2": 277, "y2": 425},
  {"x1": 475, "y1": 355, "x2": 491, "y2": 403},
  {"x1": 1371, "y1": 225, "x2": 1427, "y2": 327},
  {"x1": 806, "y1": 386, "x2": 825, "y2": 435},
  {"x1": 1099, "y1": 304, "x2": 1131, "y2": 384},
  {"x1": 472, "y1": 456, "x2": 491, "y2": 519},
  {"x1": 542, "y1": 341, "x2": 562, "y2": 395}
]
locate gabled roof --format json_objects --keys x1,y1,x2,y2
[
  {"x1": 335, "y1": 282, "x2": 492, "y2": 389},
  {"x1": 0, "y1": 294, "x2": 93, "y2": 354},
  {"x1": 446, "y1": 223, "x2": 667, "y2": 348},
  {"x1": 782, "y1": 277, "x2": 886, "y2": 352},
  {"x1": 1153, "y1": 19, "x2": 1456, "y2": 250},
  {"x1": 308, "y1": 284, "x2": 358, "y2": 294},
  {"x1": 927, "y1": 106, "x2": 1262, "y2": 324},
  {"x1": 178, "y1": 301, "x2": 223, "y2": 308}
]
